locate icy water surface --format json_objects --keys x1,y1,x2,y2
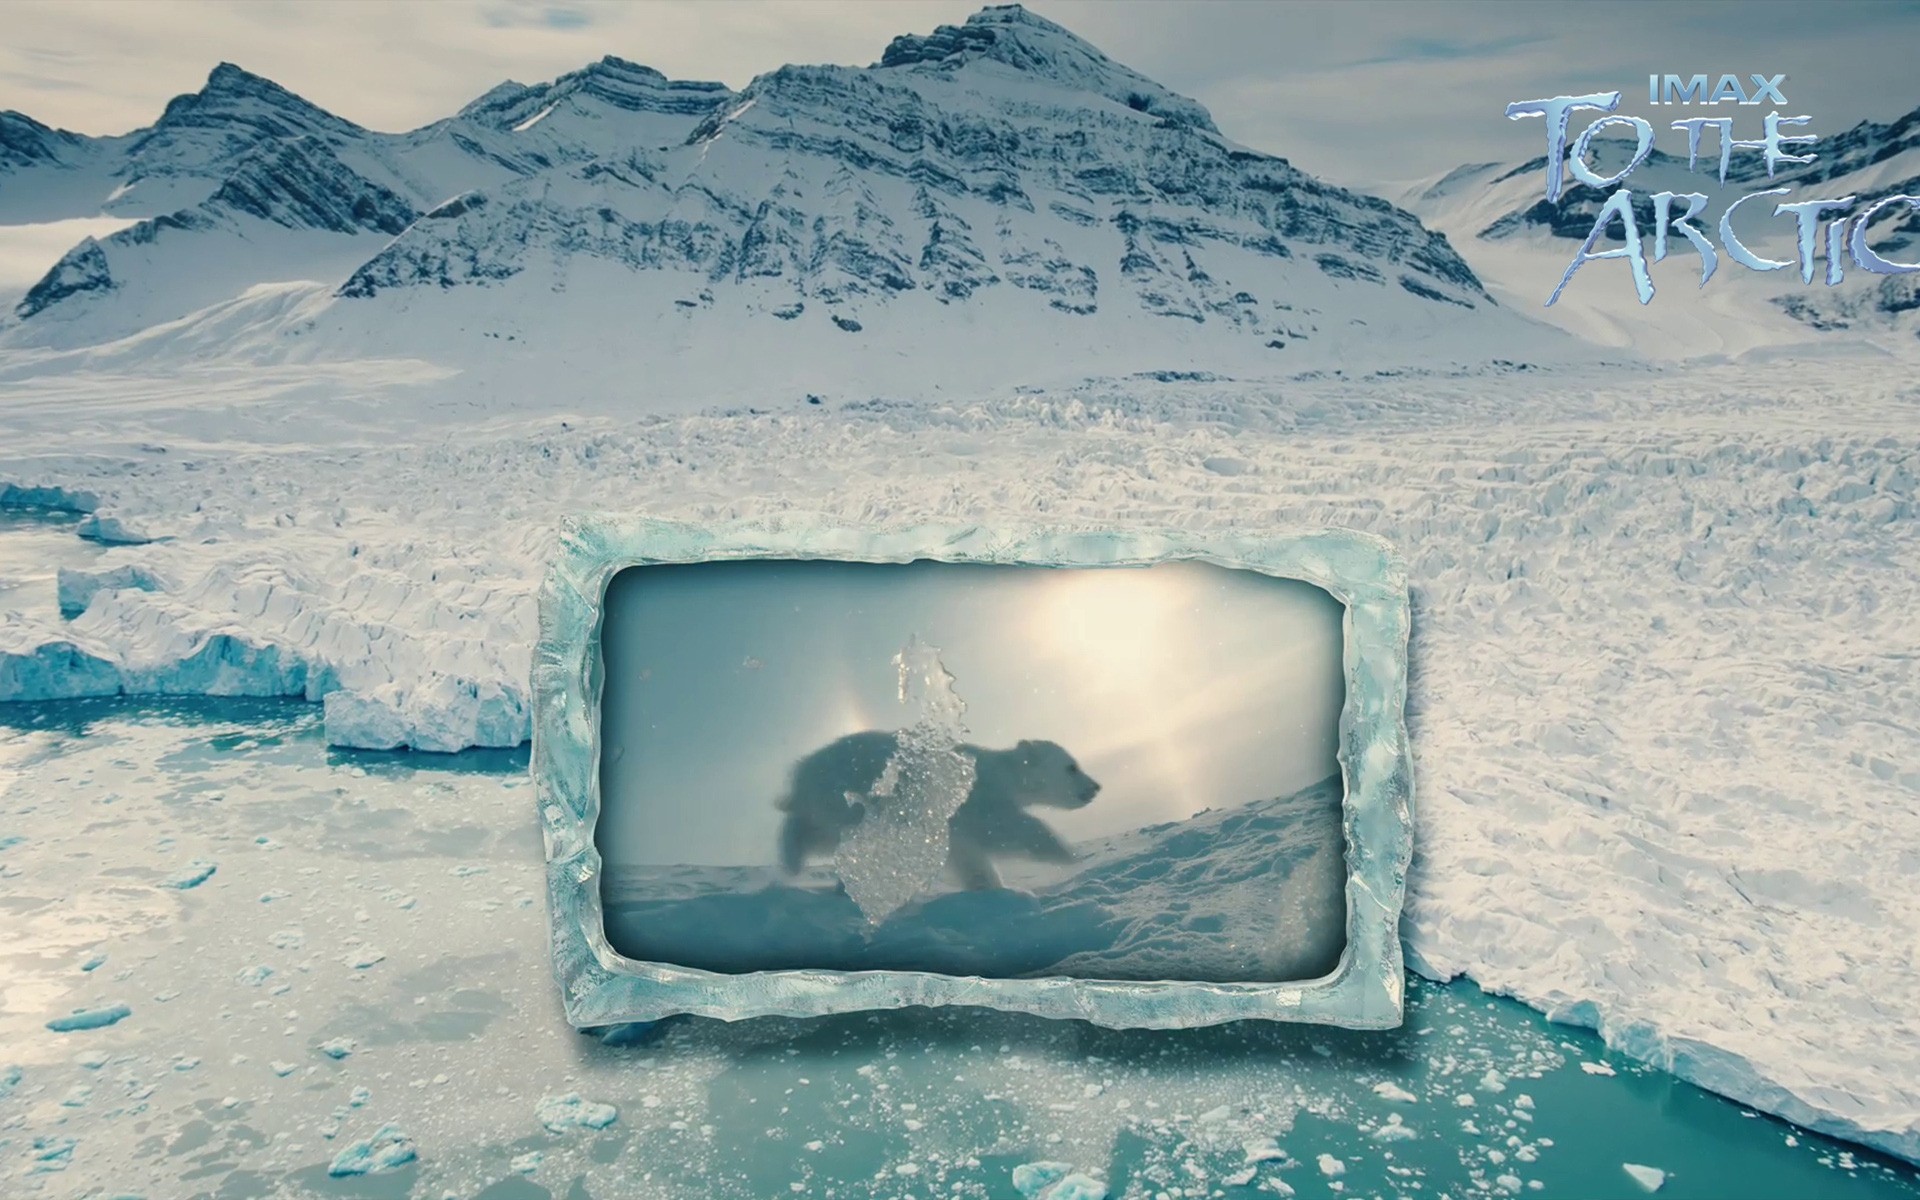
[{"x1": 1, "y1": 699, "x2": 1917, "y2": 1199}]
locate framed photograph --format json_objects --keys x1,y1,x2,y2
[{"x1": 533, "y1": 518, "x2": 1413, "y2": 1030}]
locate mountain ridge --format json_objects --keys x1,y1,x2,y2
[{"x1": 0, "y1": 4, "x2": 1571, "y2": 401}]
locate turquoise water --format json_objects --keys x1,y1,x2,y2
[{"x1": 1, "y1": 697, "x2": 1916, "y2": 1199}]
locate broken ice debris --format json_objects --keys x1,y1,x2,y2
[
  {"x1": 511, "y1": 1150, "x2": 544, "y2": 1174},
  {"x1": 47, "y1": 1003, "x2": 131, "y2": 1032},
  {"x1": 1372, "y1": 1080, "x2": 1418, "y2": 1103},
  {"x1": 1622, "y1": 1163, "x2": 1667, "y2": 1192},
  {"x1": 0, "y1": 1065, "x2": 21, "y2": 1096},
  {"x1": 77, "y1": 949, "x2": 107, "y2": 972},
  {"x1": 1581, "y1": 1060, "x2": 1617, "y2": 1076},
  {"x1": 1318, "y1": 1153, "x2": 1346, "y2": 1177},
  {"x1": 316, "y1": 1037, "x2": 356, "y2": 1059},
  {"x1": 165, "y1": 860, "x2": 217, "y2": 889},
  {"x1": 345, "y1": 946, "x2": 386, "y2": 969},
  {"x1": 328, "y1": 1124, "x2": 416, "y2": 1176},
  {"x1": 1013, "y1": 1162, "x2": 1071, "y2": 1197},
  {"x1": 27, "y1": 1136, "x2": 75, "y2": 1175},
  {"x1": 238, "y1": 964, "x2": 274, "y2": 986},
  {"x1": 537, "y1": 1092, "x2": 619, "y2": 1133}
]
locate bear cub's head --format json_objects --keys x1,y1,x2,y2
[{"x1": 981, "y1": 738, "x2": 1101, "y2": 808}]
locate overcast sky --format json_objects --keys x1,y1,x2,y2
[{"x1": 3, "y1": 0, "x2": 1917, "y2": 188}]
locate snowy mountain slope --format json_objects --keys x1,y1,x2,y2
[
  {"x1": 0, "y1": 57, "x2": 735, "y2": 344},
  {"x1": 332, "y1": 6, "x2": 1496, "y2": 355},
  {"x1": 1401, "y1": 107, "x2": 1920, "y2": 355},
  {"x1": 0, "y1": 4, "x2": 1580, "y2": 395},
  {"x1": 600, "y1": 775, "x2": 1345, "y2": 983},
  {"x1": 8, "y1": 138, "x2": 412, "y2": 346}
]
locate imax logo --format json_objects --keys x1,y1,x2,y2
[{"x1": 1649, "y1": 74, "x2": 1787, "y2": 105}]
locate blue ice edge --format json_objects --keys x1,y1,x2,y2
[{"x1": 533, "y1": 517, "x2": 1414, "y2": 1031}]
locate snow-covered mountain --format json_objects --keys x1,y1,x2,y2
[
  {"x1": 1401, "y1": 105, "x2": 1920, "y2": 356},
  {"x1": 0, "y1": 5, "x2": 1566, "y2": 402}
]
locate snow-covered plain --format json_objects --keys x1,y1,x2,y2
[{"x1": 2, "y1": 350, "x2": 1918, "y2": 1172}]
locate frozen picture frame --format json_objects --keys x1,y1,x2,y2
[{"x1": 533, "y1": 517, "x2": 1414, "y2": 1031}]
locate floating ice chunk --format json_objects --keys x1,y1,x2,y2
[
  {"x1": 345, "y1": 946, "x2": 385, "y2": 969},
  {"x1": 328, "y1": 1124, "x2": 416, "y2": 1176},
  {"x1": 78, "y1": 949, "x2": 107, "y2": 972},
  {"x1": 316, "y1": 1037, "x2": 355, "y2": 1060},
  {"x1": 165, "y1": 860, "x2": 216, "y2": 889},
  {"x1": 47, "y1": 1003, "x2": 131, "y2": 1032},
  {"x1": 511, "y1": 1150, "x2": 543, "y2": 1174},
  {"x1": 1480, "y1": 1068, "x2": 1508, "y2": 1092},
  {"x1": 536, "y1": 1092, "x2": 619, "y2": 1133},
  {"x1": 238, "y1": 964, "x2": 274, "y2": 986},
  {"x1": 1372, "y1": 1113, "x2": 1417, "y2": 1141},
  {"x1": 1, "y1": 1065, "x2": 21, "y2": 1097},
  {"x1": 1372, "y1": 1081, "x2": 1418, "y2": 1103},
  {"x1": 1012, "y1": 1161, "x2": 1072, "y2": 1197},
  {"x1": 1622, "y1": 1163, "x2": 1666, "y2": 1192},
  {"x1": 270, "y1": 1061, "x2": 297, "y2": 1077},
  {"x1": 1582, "y1": 1061, "x2": 1617, "y2": 1076},
  {"x1": 1044, "y1": 1176, "x2": 1108, "y2": 1200},
  {"x1": 1224, "y1": 1166, "x2": 1257, "y2": 1186},
  {"x1": 1456, "y1": 1092, "x2": 1477, "y2": 1106},
  {"x1": 833, "y1": 636, "x2": 976, "y2": 924},
  {"x1": 1243, "y1": 1137, "x2": 1287, "y2": 1163},
  {"x1": 74, "y1": 1051, "x2": 109, "y2": 1069},
  {"x1": 1318, "y1": 1153, "x2": 1346, "y2": 1177},
  {"x1": 350, "y1": 1086, "x2": 371, "y2": 1107}
]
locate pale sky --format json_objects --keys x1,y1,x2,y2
[{"x1": 4, "y1": 1, "x2": 1917, "y2": 190}]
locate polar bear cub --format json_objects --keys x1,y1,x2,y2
[{"x1": 776, "y1": 731, "x2": 1101, "y2": 891}]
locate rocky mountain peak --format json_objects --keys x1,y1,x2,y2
[
  {"x1": 878, "y1": 3, "x2": 1216, "y2": 132},
  {"x1": 155, "y1": 62, "x2": 359, "y2": 134}
]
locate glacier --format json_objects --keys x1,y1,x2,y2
[{"x1": 4, "y1": 361, "x2": 1916, "y2": 1169}]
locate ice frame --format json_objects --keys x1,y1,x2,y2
[{"x1": 534, "y1": 517, "x2": 1414, "y2": 1030}]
